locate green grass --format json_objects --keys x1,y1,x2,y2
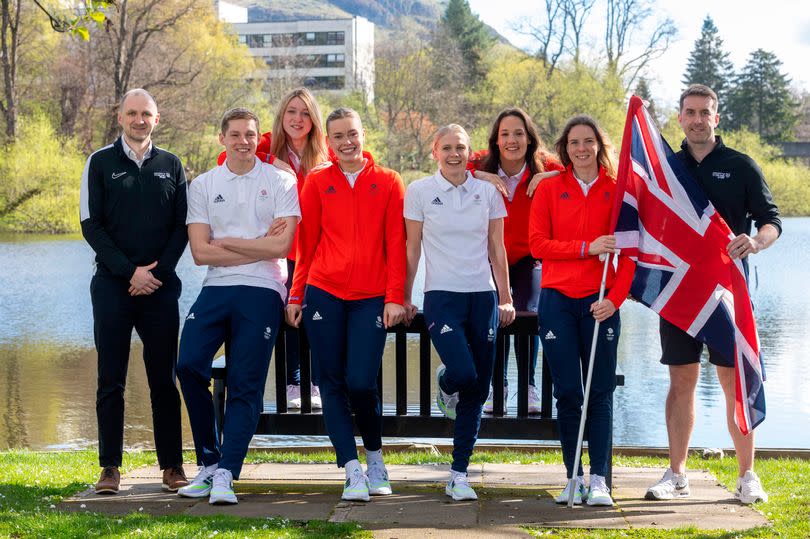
[
  {"x1": 0, "y1": 449, "x2": 806, "y2": 538},
  {"x1": 0, "y1": 450, "x2": 368, "y2": 538}
]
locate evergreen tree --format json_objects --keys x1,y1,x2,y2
[
  {"x1": 727, "y1": 49, "x2": 799, "y2": 143},
  {"x1": 439, "y1": 0, "x2": 494, "y2": 86},
  {"x1": 681, "y1": 16, "x2": 734, "y2": 104},
  {"x1": 634, "y1": 77, "x2": 658, "y2": 121}
]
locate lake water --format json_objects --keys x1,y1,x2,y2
[{"x1": 1, "y1": 218, "x2": 808, "y2": 451}]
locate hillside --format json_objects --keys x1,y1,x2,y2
[
  {"x1": 245, "y1": 0, "x2": 443, "y2": 28},
  {"x1": 235, "y1": 0, "x2": 509, "y2": 43}
]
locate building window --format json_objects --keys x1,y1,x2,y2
[
  {"x1": 306, "y1": 32, "x2": 315, "y2": 41},
  {"x1": 238, "y1": 35, "x2": 247, "y2": 45},
  {"x1": 304, "y1": 76, "x2": 345, "y2": 90},
  {"x1": 326, "y1": 31, "x2": 345, "y2": 45},
  {"x1": 264, "y1": 56, "x2": 273, "y2": 65},
  {"x1": 272, "y1": 33, "x2": 295, "y2": 47},
  {"x1": 246, "y1": 34, "x2": 264, "y2": 48},
  {"x1": 326, "y1": 53, "x2": 345, "y2": 67}
]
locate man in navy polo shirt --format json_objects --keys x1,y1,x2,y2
[{"x1": 176, "y1": 108, "x2": 300, "y2": 505}]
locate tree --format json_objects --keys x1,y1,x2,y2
[
  {"x1": 32, "y1": 0, "x2": 116, "y2": 40},
  {"x1": 439, "y1": 0, "x2": 493, "y2": 86},
  {"x1": 726, "y1": 49, "x2": 799, "y2": 143},
  {"x1": 634, "y1": 76, "x2": 657, "y2": 121},
  {"x1": 681, "y1": 16, "x2": 734, "y2": 103},
  {"x1": 515, "y1": 0, "x2": 595, "y2": 75},
  {"x1": 603, "y1": 0, "x2": 676, "y2": 89},
  {"x1": 374, "y1": 34, "x2": 468, "y2": 172}
]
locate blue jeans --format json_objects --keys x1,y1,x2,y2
[
  {"x1": 424, "y1": 290, "x2": 498, "y2": 473},
  {"x1": 538, "y1": 288, "x2": 619, "y2": 478},
  {"x1": 302, "y1": 285, "x2": 387, "y2": 467},
  {"x1": 177, "y1": 285, "x2": 282, "y2": 479}
]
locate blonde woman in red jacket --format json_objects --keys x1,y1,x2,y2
[
  {"x1": 285, "y1": 108, "x2": 406, "y2": 502},
  {"x1": 529, "y1": 115, "x2": 634, "y2": 507},
  {"x1": 468, "y1": 107, "x2": 564, "y2": 414}
]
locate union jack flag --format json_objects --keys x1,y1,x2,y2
[{"x1": 611, "y1": 96, "x2": 765, "y2": 435}]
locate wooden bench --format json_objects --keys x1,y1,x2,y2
[{"x1": 212, "y1": 312, "x2": 625, "y2": 483}]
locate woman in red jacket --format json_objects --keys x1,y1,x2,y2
[
  {"x1": 218, "y1": 88, "x2": 330, "y2": 408},
  {"x1": 529, "y1": 115, "x2": 634, "y2": 507},
  {"x1": 469, "y1": 108, "x2": 563, "y2": 414},
  {"x1": 285, "y1": 108, "x2": 406, "y2": 502}
]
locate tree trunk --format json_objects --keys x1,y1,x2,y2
[{"x1": 0, "y1": 0, "x2": 20, "y2": 139}]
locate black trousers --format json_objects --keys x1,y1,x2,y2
[{"x1": 91, "y1": 272, "x2": 183, "y2": 469}]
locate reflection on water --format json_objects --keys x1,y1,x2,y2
[{"x1": 1, "y1": 219, "x2": 809, "y2": 450}]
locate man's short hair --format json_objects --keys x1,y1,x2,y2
[
  {"x1": 679, "y1": 84, "x2": 718, "y2": 112},
  {"x1": 119, "y1": 89, "x2": 158, "y2": 113},
  {"x1": 220, "y1": 108, "x2": 260, "y2": 135}
]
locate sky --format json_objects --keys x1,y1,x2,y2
[{"x1": 467, "y1": 0, "x2": 810, "y2": 112}]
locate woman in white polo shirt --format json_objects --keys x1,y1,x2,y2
[{"x1": 403, "y1": 124, "x2": 515, "y2": 501}]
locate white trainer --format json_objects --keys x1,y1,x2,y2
[
  {"x1": 286, "y1": 384, "x2": 301, "y2": 409},
  {"x1": 366, "y1": 462, "x2": 392, "y2": 496},
  {"x1": 435, "y1": 365, "x2": 459, "y2": 420},
  {"x1": 446, "y1": 473, "x2": 478, "y2": 501},
  {"x1": 310, "y1": 383, "x2": 322, "y2": 409},
  {"x1": 736, "y1": 470, "x2": 768, "y2": 504},
  {"x1": 483, "y1": 385, "x2": 508, "y2": 414},
  {"x1": 555, "y1": 476, "x2": 587, "y2": 504},
  {"x1": 342, "y1": 468, "x2": 370, "y2": 502},
  {"x1": 527, "y1": 384, "x2": 542, "y2": 414},
  {"x1": 645, "y1": 468, "x2": 690, "y2": 500},
  {"x1": 208, "y1": 468, "x2": 237, "y2": 505},
  {"x1": 177, "y1": 464, "x2": 217, "y2": 498},
  {"x1": 586, "y1": 474, "x2": 614, "y2": 506}
]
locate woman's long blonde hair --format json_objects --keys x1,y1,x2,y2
[{"x1": 269, "y1": 87, "x2": 329, "y2": 175}]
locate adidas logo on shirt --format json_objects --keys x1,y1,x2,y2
[
  {"x1": 440, "y1": 324, "x2": 452, "y2": 334},
  {"x1": 560, "y1": 192, "x2": 569, "y2": 200},
  {"x1": 544, "y1": 330, "x2": 556, "y2": 340},
  {"x1": 325, "y1": 186, "x2": 337, "y2": 194},
  {"x1": 431, "y1": 197, "x2": 443, "y2": 205},
  {"x1": 186, "y1": 312, "x2": 195, "y2": 320},
  {"x1": 213, "y1": 194, "x2": 225, "y2": 203},
  {"x1": 312, "y1": 311, "x2": 323, "y2": 321}
]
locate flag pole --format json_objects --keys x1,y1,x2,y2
[{"x1": 567, "y1": 251, "x2": 612, "y2": 508}]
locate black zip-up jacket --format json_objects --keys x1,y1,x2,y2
[
  {"x1": 80, "y1": 137, "x2": 188, "y2": 282},
  {"x1": 676, "y1": 136, "x2": 782, "y2": 238}
]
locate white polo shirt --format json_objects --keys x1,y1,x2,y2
[
  {"x1": 187, "y1": 157, "x2": 300, "y2": 299},
  {"x1": 404, "y1": 171, "x2": 507, "y2": 293}
]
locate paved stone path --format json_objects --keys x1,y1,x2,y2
[{"x1": 62, "y1": 463, "x2": 769, "y2": 536}]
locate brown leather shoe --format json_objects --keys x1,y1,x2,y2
[
  {"x1": 95, "y1": 466, "x2": 120, "y2": 494},
  {"x1": 162, "y1": 465, "x2": 189, "y2": 492}
]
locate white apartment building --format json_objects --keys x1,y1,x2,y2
[{"x1": 216, "y1": 3, "x2": 375, "y2": 100}]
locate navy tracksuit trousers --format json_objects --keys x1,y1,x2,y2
[
  {"x1": 539, "y1": 288, "x2": 619, "y2": 478},
  {"x1": 177, "y1": 285, "x2": 282, "y2": 479},
  {"x1": 302, "y1": 285, "x2": 387, "y2": 467},
  {"x1": 424, "y1": 290, "x2": 498, "y2": 473}
]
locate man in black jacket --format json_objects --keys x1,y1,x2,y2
[
  {"x1": 80, "y1": 89, "x2": 189, "y2": 494},
  {"x1": 646, "y1": 84, "x2": 781, "y2": 505}
]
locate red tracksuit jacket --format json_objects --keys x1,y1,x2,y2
[
  {"x1": 528, "y1": 166, "x2": 634, "y2": 307},
  {"x1": 289, "y1": 151, "x2": 406, "y2": 305}
]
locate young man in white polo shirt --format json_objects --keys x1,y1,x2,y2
[{"x1": 176, "y1": 108, "x2": 300, "y2": 505}]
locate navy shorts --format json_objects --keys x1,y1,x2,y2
[{"x1": 659, "y1": 317, "x2": 733, "y2": 368}]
